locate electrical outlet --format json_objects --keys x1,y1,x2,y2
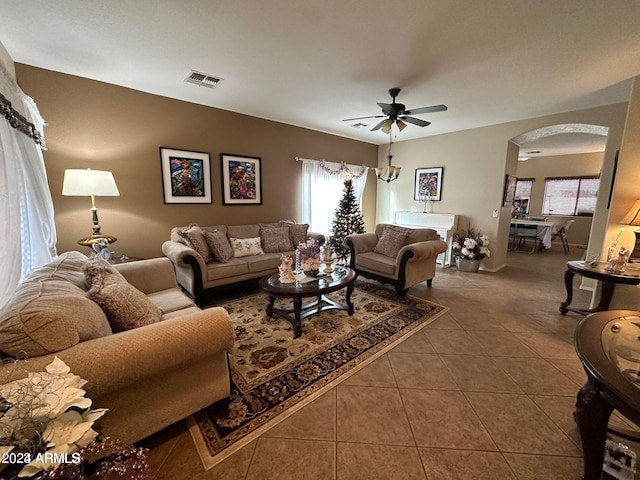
[{"x1": 492, "y1": 210, "x2": 499, "y2": 218}]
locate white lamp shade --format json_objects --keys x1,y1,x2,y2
[{"x1": 62, "y1": 169, "x2": 120, "y2": 196}]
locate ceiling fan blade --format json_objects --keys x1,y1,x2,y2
[
  {"x1": 342, "y1": 115, "x2": 386, "y2": 122},
  {"x1": 376, "y1": 102, "x2": 396, "y2": 115},
  {"x1": 400, "y1": 116, "x2": 431, "y2": 127},
  {"x1": 371, "y1": 119, "x2": 388, "y2": 131},
  {"x1": 404, "y1": 104, "x2": 448, "y2": 115}
]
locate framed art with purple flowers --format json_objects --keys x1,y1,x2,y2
[
  {"x1": 221, "y1": 153, "x2": 262, "y2": 205},
  {"x1": 160, "y1": 147, "x2": 212, "y2": 204}
]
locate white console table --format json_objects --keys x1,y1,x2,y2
[{"x1": 394, "y1": 212, "x2": 459, "y2": 268}]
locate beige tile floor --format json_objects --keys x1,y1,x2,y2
[{"x1": 140, "y1": 246, "x2": 639, "y2": 480}]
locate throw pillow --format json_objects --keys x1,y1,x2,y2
[
  {"x1": 229, "y1": 237, "x2": 264, "y2": 257},
  {"x1": 177, "y1": 224, "x2": 213, "y2": 262},
  {"x1": 204, "y1": 230, "x2": 234, "y2": 263},
  {"x1": 260, "y1": 226, "x2": 293, "y2": 253},
  {"x1": 85, "y1": 262, "x2": 162, "y2": 333},
  {"x1": 373, "y1": 225, "x2": 410, "y2": 257},
  {"x1": 286, "y1": 223, "x2": 309, "y2": 247}
]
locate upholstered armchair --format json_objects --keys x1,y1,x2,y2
[{"x1": 345, "y1": 224, "x2": 448, "y2": 296}]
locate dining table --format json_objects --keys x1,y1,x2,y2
[{"x1": 510, "y1": 218, "x2": 558, "y2": 249}]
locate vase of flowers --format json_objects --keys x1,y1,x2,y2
[
  {"x1": 452, "y1": 227, "x2": 490, "y2": 272},
  {"x1": 297, "y1": 239, "x2": 321, "y2": 277}
]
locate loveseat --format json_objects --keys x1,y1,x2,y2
[
  {"x1": 0, "y1": 251, "x2": 235, "y2": 446},
  {"x1": 345, "y1": 224, "x2": 448, "y2": 296},
  {"x1": 162, "y1": 221, "x2": 325, "y2": 306}
]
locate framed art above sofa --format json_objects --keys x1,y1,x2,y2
[
  {"x1": 220, "y1": 153, "x2": 262, "y2": 205},
  {"x1": 160, "y1": 147, "x2": 212, "y2": 204}
]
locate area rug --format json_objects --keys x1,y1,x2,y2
[{"x1": 187, "y1": 280, "x2": 447, "y2": 470}]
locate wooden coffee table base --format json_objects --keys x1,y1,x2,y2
[{"x1": 266, "y1": 290, "x2": 355, "y2": 338}]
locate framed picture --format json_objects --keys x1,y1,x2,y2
[
  {"x1": 160, "y1": 147, "x2": 212, "y2": 204},
  {"x1": 220, "y1": 153, "x2": 262, "y2": 205},
  {"x1": 414, "y1": 167, "x2": 443, "y2": 201},
  {"x1": 513, "y1": 197, "x2": 530, "y2": 215},
  {"x1": 503, "y1": 174, "x2": 517, "y2": 207}
]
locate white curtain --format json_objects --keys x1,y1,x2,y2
[
  {"x1": 0, "y1": 57, "x2": 56, "y2": 309},
  {"x1": 301, "y1": 159, "x2": 368, "y2": 237}
]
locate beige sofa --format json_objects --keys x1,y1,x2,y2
[
  {"x1": 0, "y1": 251, "x2": 235, "y2": 446},
  {"x1": 162, "y1": 221, "x2": 324, "y2": 306},
  {"x1": 346, "y1": 224, "x2": 448, "y2": 296}
]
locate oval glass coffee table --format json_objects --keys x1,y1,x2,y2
[
  {"x1": 574, "y1": 310, "x2": 640, "y2": 480},
  {"x1": 258, "y1": 266, "x2": 356, "y2": 338}
]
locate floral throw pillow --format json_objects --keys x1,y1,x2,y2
[
  {"x1": 373, "y1": 225, "x2": 409, "y2": 257},
  {"x1": 229, "y1": 237, "x2": 264, "y2": 257}
]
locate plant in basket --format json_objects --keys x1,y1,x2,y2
[{"x1": 452, "y1": 227, "x2": 491, "y2": 261}]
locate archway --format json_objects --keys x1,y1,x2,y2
[{"x1": 507, "y1": 123, "x2": 610, "y2": 255}]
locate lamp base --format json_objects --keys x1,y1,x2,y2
[
  {"x1": 77, "y1": 235, "x2": 118, "y2": 247},
  {"x1": 629, "y1": 230, "x2": 640, "y2": 264}
]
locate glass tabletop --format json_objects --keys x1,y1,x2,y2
[
  {"x1": 602, "y1": 314, "x2": 640, "y2": 388},
  {"x1": 264, "y1": 265, "x2": 350, "y2": 291}
]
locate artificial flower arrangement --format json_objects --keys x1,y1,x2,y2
[
  {"x1": 452, "y1": 227, "x2": 491, "y2": 260},
  {"x1": 296, "y1": 239, "x2": 322, "y2": 272},
  {"x1": 0, "y1": 357, "x2": 148, "y2": 480}
]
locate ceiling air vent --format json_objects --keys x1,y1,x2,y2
[
  {"x1": 184, "y1": 70, "x2": 223, "y2": 88},
  {"x1": 349, "y1": 122, "x2": 369, "y2": 129}
]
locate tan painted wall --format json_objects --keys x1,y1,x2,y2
[
  {"x1": 376, "y1": 103, "x2": 629, "y2": 272},
  {"x1": 15, "y1": 64, "x2": 378, "y2": 260},
  {"x1": 608, "y1": 77, "x2": 640, "y2": 310},
  {"x1": 515, "y1": 152, "x2": 604, "y2": 247}
]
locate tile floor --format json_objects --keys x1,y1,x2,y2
[{"x1": 140, "y1": 246, "x2": 639, "y2": 480}]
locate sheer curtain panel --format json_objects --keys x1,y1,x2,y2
[
  {"x1": 0, "y1": 50, "x2": 56, "y2": 309},
  {"x1": 301, "y1": 159, "x2": 368, "y2": 237}
]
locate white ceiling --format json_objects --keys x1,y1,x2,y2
[{"x1": 2, "y1": 0, "x2": 640, "y2": 149}]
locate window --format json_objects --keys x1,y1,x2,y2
[
  {"x1": 514, "y1": 178, "x2": 534, "y2": 200},
  {"x1": 301, "y1": 160, "x2": 367, "y2": 236},
  {"x1": 542, "y1": 176, "x2": 600, "y2": 216}
]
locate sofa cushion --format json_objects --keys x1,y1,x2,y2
[
  {"x1": 204, "y1": 230, "x2": 234, "y2": 263},
  {"x1": 206, "y1": 258, "x2": 250, "y2": 281},
  {"x1": 86, "y1": 260, "x2": 163, "y2": 333},
  {"x1": 147, "y1": 289, "x2": 196, "y2": 314},
  {"x1": 373, "y1": 225, "x2": 410, "y2": 257},
  {"x1": 229, "y1": 237, "x2": 264, "y2": 258},
  {"x1": 243, "y1": 253, "x2": 283, "y2": 273},
  {"x1": 177, "y1": 224, "x2": 212, "y2": 262},
  {"x1": 0, "y1": 254, "x2": 113, "y2": 357},
  {"x1": 357, "y1": 251, "x2": 397, "y2": 277},
  {"x1": 260, "y1": 226, "x2": 293, "y2": 253},
  {"x1": 22, "y1": 250, "x2": 94, "y2": 291}
]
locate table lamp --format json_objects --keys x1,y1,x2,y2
[
  {"x1": 620, "y1": 199, "x2": 640, "y2": 263},
  {"x1": 62, "y1": 168, "x2": 120, "y2": 246}
]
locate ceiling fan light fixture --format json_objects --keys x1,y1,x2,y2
[
  {"x1": 381, "y1": 119, "x2": 392, "y2": 134},
  {"x1": 396, "y1": 120, "x2": 407, "y2": 132}
]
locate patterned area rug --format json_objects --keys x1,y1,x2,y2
[{"x1": 187, "y1": 280, "x2": 447, "y2": 470}]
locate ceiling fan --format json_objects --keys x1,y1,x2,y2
[{"x1": 343, "y1": 88, "x2": 447, "y2": 133}]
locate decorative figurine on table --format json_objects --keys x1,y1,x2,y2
[
  {"x1": 322, "y1": 245, "x2": 334, "y2": 274},
  {"x1": 278, "y1": 254, "x2": 296, "y2": 283},
  {"x1": 605, "y1": 246, "x2": 630, "y2": 274},
  {"x1": 92, "y1": 238, "x2": 113, "y2": 263}
]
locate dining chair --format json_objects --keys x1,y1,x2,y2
[
  {"x1": 514, "y1": 224, "x2": 540, "y2": 253},
  {"x1": 550, "y1": 219, "x2": 575, "y2": 254}
]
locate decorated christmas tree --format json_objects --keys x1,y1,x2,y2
[{"x1": 328, "y1": 177, "x2": 365, "y2": 262}]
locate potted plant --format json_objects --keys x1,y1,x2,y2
[{"x1": 452, "y1": 227, "x2": 491, "y2": 272}]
